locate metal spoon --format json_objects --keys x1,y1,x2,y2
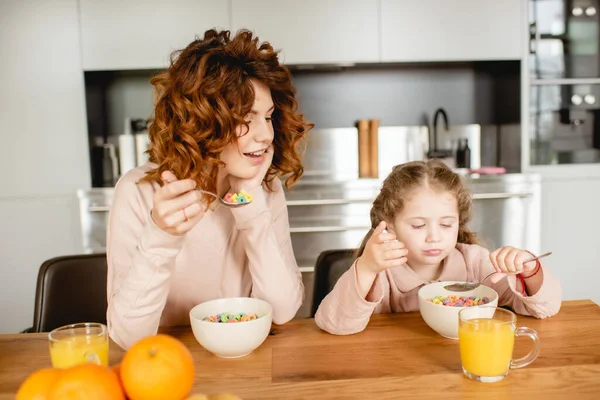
[
  {"x1": 196, "y1": 189, "x2": 252, "y2": 208},
  {"x1": 443, "y1": 251, "x2": 552, "y2": 292}
]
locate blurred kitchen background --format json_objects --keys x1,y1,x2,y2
[{"x1": 2, "y1": 0, "x2": 600, "y2": 332}]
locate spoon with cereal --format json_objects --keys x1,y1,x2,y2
[
  {"x1": 196, "y1": 189, "x2": 253, "y2": 208},
  {"x1": 444, "y1": 251, "x2": 552, "y2": 292}
]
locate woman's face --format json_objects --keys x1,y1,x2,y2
[{"x1": 220, "y1": 80, "x2": 275, "y2": 179}]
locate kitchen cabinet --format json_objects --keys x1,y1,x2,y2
[
  {"x1": 2, "y1": 1, "x2": 90, "y2": 197},
  {"x1": 79, "y1": 0, "x2": 230, "y2": 70},
  {"x1": 381, "y1": 0, "x2": 525, "y2": 62},
  {"x1": 231, "y1": 0, "x2": 380, "y2": 65},
  {"x1": 540, "y1": 177, "x2": 600, "y2": 305},
  {"x1": 0, "y1": 0, "x2": 90, "y2": 333}
]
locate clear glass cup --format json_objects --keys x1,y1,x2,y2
[
  {"x1": 458, "y1": 307, "x2": 540, "y2": 383},
  {"x1": 48, "y1": 322, "x2": 109, "y2": 368}
]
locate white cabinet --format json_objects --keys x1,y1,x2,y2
[
  {"x1": 231, "y1": 0, "x2": 379, "y2": 65},
  {"x1": 79, "y1": 0, "x2": 230, "y2": 70},
  {"x1": 540, "y1": 177, "x2": 600, "y2": 305},
  {"x1": 0, "y1": 0, "x2": 89, "y2": 333},
  {"x1": 79, "y1": 0, "x2": 526, "y2": 69},
  {"x1": 1, "y1": 0, "x2": 90, "y2": 198},
  {"x1": 381, "y1": 0, "x2": 525, "y2": 62}
]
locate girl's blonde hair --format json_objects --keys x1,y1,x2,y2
[{"x1": 356, "y1": 160, "x2": 477, "y2": 257}]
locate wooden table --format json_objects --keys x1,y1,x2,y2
[{"x1": 1, "y1": 300, "x2": 600, "y2": 399}]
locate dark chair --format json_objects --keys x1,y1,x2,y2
[
  {"x1": 310, "y1": 249, "x2": 357, "y2": 317},
  {"x1": 22, "y1": 253, "x2": 108, "y2": 333}
]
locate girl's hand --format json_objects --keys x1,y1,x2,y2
[
  {"x1": 151, "y1": 171, "x2": 205, "y2": 236},
  {"x1": 229, "y1": 144, "x2": 274, "y2": 192},
  {"x1": 489, "y1": 246, "x2": 538, "y2": 280},
  {"x1": 358, "y1": 221, "x2": 408, "y2": 274}
]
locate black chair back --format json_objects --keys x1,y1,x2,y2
[
  {"x1": 311, "y1": 249, "x2": 357, "y2": 317},
  {"x1": 27, "y1": 253, "x2": 108, "y2": 333}
]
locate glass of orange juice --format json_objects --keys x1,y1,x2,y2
[
  {"x1": 48, "y1": 323, "x2": 109, "y2": 369},
  {"x1": 458, "y1": 307, "x2": 540, "y2": 383}
]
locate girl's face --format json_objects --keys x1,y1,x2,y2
[
  {"x1": 219, "y1": 79, "x2": 275, "y2": 179},
  {"x1": 388, "y1": 187, "x2": 460, "y2": 270}
]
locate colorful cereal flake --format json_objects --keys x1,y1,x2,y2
[
  {"x1": 426, "y1": 295, "x2": 490, "y2": 307},
  {"x1": 224, "y1": 189, "x2": 252, "y2": 204},
  {"x1": 203, "y1": 312, "x2": 261, "y2": 323}
]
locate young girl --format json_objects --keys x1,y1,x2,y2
[
  {"x1": 107, "y1": 29, "x2": 313, "y2": 349},
  {"x1": 315, "y1": 160, "x2": 561, "y2": 335}
]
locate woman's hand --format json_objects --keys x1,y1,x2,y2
[{"x1": 151, "y1": 171, "x2": 205, "y2": 235}]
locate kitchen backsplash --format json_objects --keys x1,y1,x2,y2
[{"x1": 84, "y1": 61, "x2": 521, "y2": 185}]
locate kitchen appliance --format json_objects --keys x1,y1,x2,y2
[
  {"x1": 529, "y1": 0, "x2": 600, "y2": 165},
  {"x1": 132, "y1": 118, "x2": 150, "y2": 167},
  {"x1": 90, "y1": 139, "x2": 118, "y2": 187},
  {"x1": 118, "y1": 118, "x2": 136, "y2": 176}
]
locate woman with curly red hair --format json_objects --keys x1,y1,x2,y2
[{"x1": 106, "y1": 29, "x2": 313, "y2": 349}]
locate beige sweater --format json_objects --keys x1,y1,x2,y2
[
  {"x1": 106, "y1": 164, "x2": 303, "y2": 349},
  {"x1": 315, "y1": 243, "x2": 562, "y2": 335}
]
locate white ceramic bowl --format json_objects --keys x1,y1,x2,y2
[
  {"x1": 189, "y1": 297, "x2": 273, "y2": 358},
  {"x1": 417, "y1": 281, "x2": 499, "y2": 339}
]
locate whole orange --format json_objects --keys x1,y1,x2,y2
[
  {"x1": 111, "y1": 364, "x2": 125, "y2": 391},
  {"x1": 120, "y1": 334, "x2": 195, "y2": 400},
  {"x1": 48, "y1": 363, "x2": 125, "y2": 400},
  {"x1": 16, "y1": 368, "x2": 62, "y2": 400}
]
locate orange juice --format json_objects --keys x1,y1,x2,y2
[
  {"x1": 49, "y1": 334, "x2": 109, "y2": 368},
  {"x1": 459, "y1": 318, "x2": 515, "y2": 377}
]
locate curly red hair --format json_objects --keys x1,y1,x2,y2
[{"x1": 141, "y1": 29, "x2": 313, "y2": 200}]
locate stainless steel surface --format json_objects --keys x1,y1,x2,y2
[
  {"x1": 472, "y1": 192, "x2": 532, "y2": 199},
  {"x1": 77, "y1": 188, "x2": 114, "y2": 254},
  {"x1": 301, "y1": 124, "x2": 481, "y2": 180},
  {"x1": 298, "y1": 127, "x2": 359, "y2": 180},
  {"x1": 444, "y1": 251, "x2": 552, "y2": 292},
  {"x1": 377, "y1": 126, "x2": 429, "y2": 177},
  {"x1": 531, "y1": 78, "x2": 600, "y2": 85},
  {"x1": 301, "y1": 126, "x2": 430, "y2": 181}
]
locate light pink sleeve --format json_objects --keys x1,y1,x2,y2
[
  {"x1": 106, "y1": 174, "x2": 184, "y2": 350},
  {"x1": 474, "y1": 246, "x2": 562, "y2": 318},
  {"x1": 230, "y1": 180, "x2": 303, "y2": 324},
  {"x1": 315, "y1": 260, "x2": 390, "y2": 335}
]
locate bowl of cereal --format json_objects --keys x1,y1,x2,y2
[
  {"x1": 189, "y1": 297, "x2": 272, "y2": 358},
  {"x1": 417, "y1": 281, "x2": 498, "y2": 339}
]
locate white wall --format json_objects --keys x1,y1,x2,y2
[
  {"x1": 540, "y1": 176, "x2": 600, "y2": 306},
  {"x1": 0, "y1": 0, "x2": 90, "y2": 333}
]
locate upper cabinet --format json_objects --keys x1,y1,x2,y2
[
  {"x1": 79, "y1": 0, "x2": 526, "y2": 70},
  {"x1": 79, "y1": 0, "x2": 229, "y2": 71},
  {"x1": 381, "y1": 0, "x2": 525, "y2": 62},
  {"x1": 231, "y1": 0, "x2": 380, "y2": 65}
]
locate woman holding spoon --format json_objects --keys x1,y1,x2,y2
[{"x1": 106, "y1": 29, "x2": 313, "y2": 349}]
